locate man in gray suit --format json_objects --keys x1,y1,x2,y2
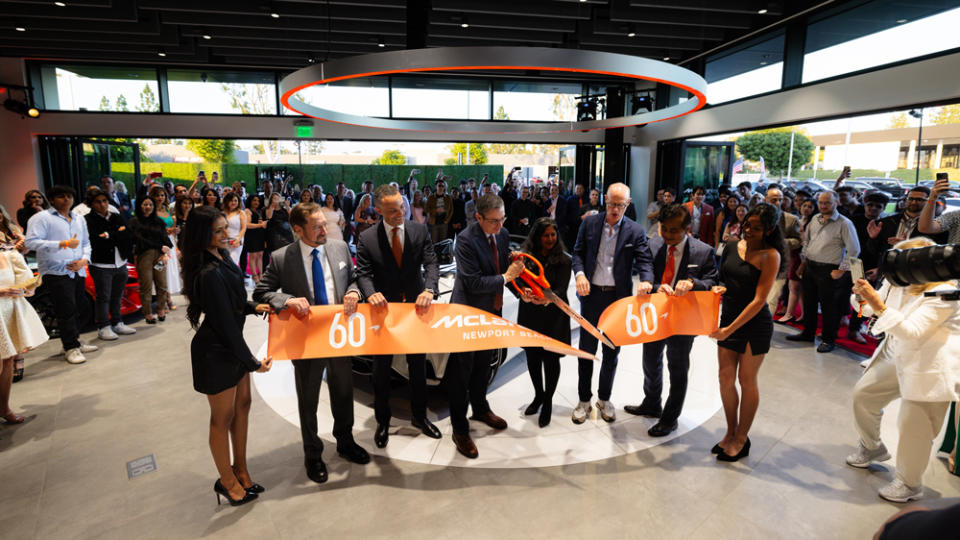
[
  {"x1": 764, "y1": 187, "x2": 801, "y2": 314},
  {"x1": 253, "y1": 202, "x2": 370, "y2": 484}
]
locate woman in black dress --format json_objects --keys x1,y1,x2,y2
[
  {"x1": 243, "y1": 194, "x2": 267, "y2": 283},
  {"x1": 709, "y1": 203, "x2": 784, "y2": 462},
  {"x1": 264, "y1": 192, "x2": 294, "y2": 255},
  {"x1": 181, "y1": 205, "x2": 272, "y2": 507},
  {"x1": 516, "y1": 217, "x2": 572, "y2": 427}
]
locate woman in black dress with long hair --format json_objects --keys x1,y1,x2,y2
[
  {"x1": 181, "y1": 205, "x2": 272, "y2": 506},
  {"x1": 709, "y1": 203, "x2": 784, "y2": 462},
  {"x1": 516, "y1": 217, "x2": 572, "y2": 427}
]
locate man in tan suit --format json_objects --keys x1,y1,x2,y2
[{"x1": 764, "y1": 187, "x2": 801, "y2": 314}]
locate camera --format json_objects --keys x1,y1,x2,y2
[{"x1": 879, "y1": 243, "x2": 960, "y2": 299}]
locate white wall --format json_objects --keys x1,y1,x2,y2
[{"x1": 628, "y1": 50, "x2": 960, "y2": 206}]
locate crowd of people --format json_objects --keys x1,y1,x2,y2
[{"x1": 2, "y1": 168, "x2": 959, "y2": 511}]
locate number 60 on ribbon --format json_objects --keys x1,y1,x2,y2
[
  {"x1": 329, "y1": 312, "x2": 367, "y2": 348},
  {"x1": 625, "y1": 302, "x2": 658, "y2": 338}
]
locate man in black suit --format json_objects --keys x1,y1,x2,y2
[
  {"x1": 572, "y1": 182, "x2": 654, "y2": 424},
  {"x1": 356, "y1": 185, "x2": 443, "y2": 449},
  {"x1": 253, "y1": 202, "x2": 370, "y2": 484},
  {"x1": 624, "y1": 204, "x2": 718, "y2": 436},
  {"x1": 868, "y1": 185, "x2": 948, "y2": 271},
  {"x1": 510, "y1": 185, "x2": 539, "y2": 237},
  {"x1": 446, "y1": 193, "x2": 524, "y2": 459}
]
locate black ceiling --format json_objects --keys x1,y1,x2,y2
[{"x1": 0, "y1": 0, "x2": 830, "y2": 71}]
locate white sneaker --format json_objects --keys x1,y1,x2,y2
[
  {"x1": 98, "y1": 327, "x2": 119, "y2": 341},
  {"x1": 112, "y1": 323, "x2": 137, "y2": 335},
  {"x1": 78, "y1": 343, "x2": 99, "y2": 353},
  {"x1": 845, "y1": 442, "x2": 891, "y2": 468},
  {"x1": 597, "y1": 400, "x2": 616, "y2": 423},
  {"x1": 571, "y1": 401, "x2": 592, "y2": 424},
  {"x1": 878, "y1": 479, "x2": 923, "y2": 503},
  {"x1": 65, "y1": 348, "x2": 86, "y2": 364}
]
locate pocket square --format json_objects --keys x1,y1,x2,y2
[
  {"x1": 623, "y1": 243, "x2": 634, "y2": 248},
  {"x1": 338, "y1": 261, "x2": 347, "y2": 270},
  {"x1": 687, "y1": 264, "x2": 699, "y2": 268}
]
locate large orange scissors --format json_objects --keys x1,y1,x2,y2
[{"x1": 509, "y1": 252, "x2": 616, "y2": 349}]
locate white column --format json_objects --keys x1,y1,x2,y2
[
  {"x1": 934, "y1": 140, "x2": 944, "y2": 169},
  {"x1": 906, "y1": 140, "x2": 916, "y2": 169}
]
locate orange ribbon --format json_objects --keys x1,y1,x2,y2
[
  {"x1": 597, "y1": 291, "x2": 721, "y2": 346},
  {"x1": 267, "y1": 303, "x2": 597, "y2": 361}
]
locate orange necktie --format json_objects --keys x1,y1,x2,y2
[
  {"x1": 662, "y1": 245, "x2": 676, "y2": 287},
  {"x1": 392, "y1": 227, "x2": 403, "y2": 268}
]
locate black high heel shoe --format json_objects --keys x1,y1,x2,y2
[
  {"x1": 717, "y1": 438, "x2": 751, "y2": 462},
  {"x1": 214, "y1": 479, "x2": 258, "y2": 506},
  {"x1": 538, "y1": 402, "x2": 552, "y2": 428},
  {"x1": 711, "y1": 443, "x2": 724, "y2": 455},
  {"x1": 524, "y1": 397, "x2": 543, "y2": 416},
  {"x1": 233, "y1": 467, "x2": 265, "y2": 494}
]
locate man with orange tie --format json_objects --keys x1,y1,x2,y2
[
  {"x1": 356, "y1": 184, "x2": 443, "y2": 449},
  {"x1": 624, "y1": 203, "x2": 718, "y2": 436}
]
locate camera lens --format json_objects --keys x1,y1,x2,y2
[{"x1": 879, "y1": 244, "x2": 960, "y2": 286}]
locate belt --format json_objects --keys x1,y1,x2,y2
[
  {"x1": 591, "y1": 284, "x2": 616, "y2": 292},
  {"x1": 806, "y1": 259, "x2": 839, "y2": 268}
]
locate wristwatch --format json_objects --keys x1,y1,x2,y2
[{"x1": 423, "y1": 288, "x2": 437, "y2": 299}]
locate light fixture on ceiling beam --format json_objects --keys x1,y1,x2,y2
[
  {"x1": 15, "y1": 27, "x2": 26, "y2": 32},
  {"x1": 271, "y1": 12, "x2": 280, "y2": 18},
  {"x1": 460, "y1": 17, "x2": 469, "y2": 28},
  {"x1": 627, "y1": 29, "x2": 636, "y2": 37},
  {"x1": 896, "y1": 18, "x2": 908, "y2": 23},
  {"x1": 378, "y1": 37, "x2": 385, "y2": 48},
  {"x1": 158, "y1": 50, "x2": 167, "y2": 57},
  {"x1": 202, "y1": 34, "x2": 212, "y2": 40},
  {"x1": 1, "y1": 84, "x2": 40, "y2": 118},
  {"x1": 54, "y1": 1, "x2": 66, "y2": 6},
  {"x1": 757, "y1": 8, "x2": 768, "y2": 14}
]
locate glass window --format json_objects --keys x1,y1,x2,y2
[
  {"x1": 493, "y1": 81, "x2": 582, "y2": 122},
  {"x1": 704, "y1": 34, "x2": 784, "y2": 105},
  {"x1": 168, "y1": 70, "x2": 277, "y2": 115},
  {"x1": 286, "y1": 77, "x2": 389, "y2": 117},
  {"x1": 38, "y1": 65, "x2": 159, "y2": 112},
  {"x1": 803, "y1": 1, "x2": 960, "y2": 84},
  {"x1": 392, "y1": 77, "x2": 489, "y2": 120}
]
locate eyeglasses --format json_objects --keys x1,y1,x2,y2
[
  {"x1": 907, "y1": 197, "x2": 927, "y2": 203},
  {"x1": 480, "y1": 215, "x2": 507, "y2": 224},
  {"x1": 606, "y1": 202, "x2": 628, "y2": 210}
]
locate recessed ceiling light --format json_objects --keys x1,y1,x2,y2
[
  {"x1": 896, "y1": 18, "x2": 908, "y2": 23},
  {"x1": 54, "y1": 1, "x2": 66, "y2": 6},
  {"x1": 662, "y1": 56, "x2": 670, "y2": 61},
  {"x1": 627, "y1": 32, "x2": 636, "y2": 37},
  {"x1": 760, "y1": 60, "x2": 767, "y2": 65},
  {"x1": 579, "y1": 0, "x2": 586, "y2": 2},
  {"x1": 270, "y1": 12, "x2": 279, "y2": 18},
  {"x1": 158, "y1": 51, "x2": 166, "y2": 57},
  {"x1": 378, "y1": 37, "x2": 385, "y2": 47},
  {"x1": 758, "y1": 8, "x2": 768, "y2": 14},
  {"x1": 15, "y1": 27, "x2": 25, "y2": 32},
  {"x1": 461, "y1": 22, "x2": 469, "y2": 28},
  {"x1": 202, "y1": 34, "x2": 211, "y2": 39}
]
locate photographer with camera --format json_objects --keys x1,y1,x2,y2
[{"x1": 845, "y1": 236, "x2": 960, "y2": 503}]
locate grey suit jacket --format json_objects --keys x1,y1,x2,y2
[{"x1": 253, "y1": 238, "x2": 360, "y2": 311}]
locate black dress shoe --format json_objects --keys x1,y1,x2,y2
[
  {"x1": 538, "y1": 402, "x2": 552, "y2": 428},
  {"x1": 786, "y1": 333, "x2": 815, "y2": 343},
  {"x1": 648, "y1": 421, "x2": 678, "y2": 437},
  {"x1": 717, "y1": 438, "x2": 750, "y2": 462},
  {"x1": 412, "y1": 417, "x2": 442, "y2": 439},
  {"x1": 374, "y1": 424, "x2": 389, "y2": 449},
  {"x1": 452, "y1": 433, "x2": 478, "y2": 459},
  {"x1": 305, "y1": 459, "x2": 328, "y2": 484},
  {"x1": 524, "y1": 397, "x2": 543, "y2": 416},
  {"x1": 624, "y1": 403, "x2": 662, "y2": 418},
  {"x1": 816, "y1": 341, "x2": 836, "y2": 353},
  {"x1": 337, "y1": 442, "x2": 371, "y2": 465},
  {"x1": 470, "y1": 411, "x2": 508, "y2": 430}
]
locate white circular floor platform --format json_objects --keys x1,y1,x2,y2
[{"x1": 252, "y1": 336, "x2": 721, "y2": 468}]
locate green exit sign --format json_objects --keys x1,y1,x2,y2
[{"x1": 296, "y1": 125, "x2": 313, "y2": 138}]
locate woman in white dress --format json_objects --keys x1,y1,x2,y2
[
  {"x1": 0, "y1": 247, "x2": 49, "y2": 424},
  {"x1": 222, "y1": 192, "x2": 247, "y2": 267},
  {"x1": 321, "y1": 193, "x2": 345, "y2": 234}
]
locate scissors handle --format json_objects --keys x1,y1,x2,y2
[{"x1": 508, "y1": 252, "x2": 550, "y2": 299}]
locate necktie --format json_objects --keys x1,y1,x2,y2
[
  {"x1": 391, "y1": 226, "x2": 403, "y2": 268},
  {"x1": 662, "y1": 245, "x2": 676, "y2": 287},
  {"x1": 311, "y1": 248, "x2": 329, "y2": 305},
  {"x1": 489, "y1": 235, "x2": 503, "y2": 310}
]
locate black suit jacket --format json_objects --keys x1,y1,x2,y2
[
  {"x1": 648, "y1": 236, "x2": 719, "y2": 292},
  {"x1": 451, "y1": 222, "x2": 510, "y2": 315},
  {"x1": 355, "y1": 220, "x2": 439, "y2": 302},
  {"x1": 572, "y1": 213, "x2": 655, "y2": 299}
]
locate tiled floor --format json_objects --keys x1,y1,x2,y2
[{"x1": 1, "y1": 295, "x2": 958, "y2": 539}]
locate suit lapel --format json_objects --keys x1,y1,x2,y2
[
  {"x1": 401, "y1": 222, "x2": 415, "y2": 270},
  {"x1": 286, "y1": 242, "x2": 312, "y2": 301},
  {"x1": 651, "y1": 238, "x2": 666, "y2": 281},
  {"x1": 323, "y1": 243, "x2": 341, "y2": 302},
  {"x1": 678, "y1": 240, "x2": 692, "y2": 280}
]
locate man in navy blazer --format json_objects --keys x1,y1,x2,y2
[
  {"x1": 572, "y1": 182, "x2": 655, "y2": 424},
  {"x1": 356, "y1": 184, "x2": 443, "y2": 449},
  {"x1": 447, "y1": 193, "x2": 524, "y2": 458},
  {"x1": 624, "y1": 204, "x2": 719, "y2": 436}
]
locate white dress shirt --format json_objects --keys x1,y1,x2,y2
[{"x1": 299, "y1": 239, "x2": 336, "y2": 304}]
